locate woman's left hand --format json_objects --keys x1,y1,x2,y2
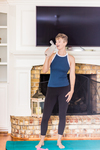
[{"x1": 65, "y1": 91, "x2": 73, "y2": 103}]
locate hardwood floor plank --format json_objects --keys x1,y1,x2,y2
[{"x1": 0, "y1": 134, "x2": 12, "y2": 150}]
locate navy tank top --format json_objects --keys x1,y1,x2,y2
[{"x1": 48, "y1": 52, "x2": 70, "y2": 87}]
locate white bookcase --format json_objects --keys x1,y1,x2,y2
[
  {"x1": 0, "y1": 12, "x2": 8, "y2": 82},
  {"x1": 0, "y1": 8, "x2": 8, "y2": 131}
]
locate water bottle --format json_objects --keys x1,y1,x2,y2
[{"x1": 45, "y1": 40, "x2": 56, "y2": 57}]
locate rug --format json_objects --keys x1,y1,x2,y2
[{"x1": 6, "y1": 140, "x2": 100, "y2": 150}]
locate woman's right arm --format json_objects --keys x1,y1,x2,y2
[
  {"x1": 42, "y1": 49, "x2": 55, "y2": 73},
  {"x1": 42, "y1": 56, "x2": 51, "y2": 73}
]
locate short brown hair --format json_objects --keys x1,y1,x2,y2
[{"x1": 55, "y1": 33, "x2": 68, "y2": 43}]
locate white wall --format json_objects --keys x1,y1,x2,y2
[{"x1": 0, "y1": 0, "x2": 100, "y2": 132}]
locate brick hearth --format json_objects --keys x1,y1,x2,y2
[{"x1": 11, "y1": 115, "x2": 100, "y2": 140}]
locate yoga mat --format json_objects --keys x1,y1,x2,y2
[{"x1": 6, "y1": 140, "x2": 100, "y2": 150}]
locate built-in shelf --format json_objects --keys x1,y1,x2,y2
[
  {"x1": 0, "y1": 62, "x2": 7, "y2": 65},
  {"x1": 0, "y1": 12, "x2": 7, "y2": 82},
  {"x1": 0, "y1": 81, "x2": 7, "y2": 83},
  {"x1": 0, "y1": 43, "x2": 7, "y2": 46},
  {"x1": 0, "y1": 6, "x2": 8, "y2": 132},
  {"x1": 0, "y1": 26, "x2": 7, "y2": 29}
]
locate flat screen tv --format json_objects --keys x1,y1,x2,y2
[{"x1": 36, "y1": 6, "x2": 100, "y2": 47}]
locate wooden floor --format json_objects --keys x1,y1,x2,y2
[{"x1": 0, "y1": 134, "x2": 12, "y2": 150}]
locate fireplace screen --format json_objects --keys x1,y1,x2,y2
[{"x1": 39, "y1": 74, "x2": 100, "y2": 115}]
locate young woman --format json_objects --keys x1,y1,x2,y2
[{"x1": 36, "y1": 33, "x2": 75, "y2": 149}]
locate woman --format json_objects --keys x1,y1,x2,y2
[{"x1": 36, "y1": 33, "x2": 75, "y2": 149}]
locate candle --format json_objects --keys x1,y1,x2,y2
[{"x1": 36, "y1": 107, "x2": 41, "y2": 115}]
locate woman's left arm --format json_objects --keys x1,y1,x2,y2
[{"x1": 65, "y1": 55, "x2": 75, "y2": 103}]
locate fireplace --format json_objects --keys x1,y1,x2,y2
[
  {"x1": 31, "y1": 63, "x2": 100, "y2": 114},
  {"x1": 39, "y1": 73, "x2": 99, "y2": 115}
]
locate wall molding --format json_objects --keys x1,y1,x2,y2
[{"x1": 6, "y1": 0, "x2": 100, "y2": 6}]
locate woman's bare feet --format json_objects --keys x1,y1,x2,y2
[
  {"x1": 57, "y1": 142, "x2": 65, "y2": 149},
  {"x1": 35, "y1": 141, "x2": 44, "y2": 148},
  {"x1": 35, "y1": 135, "x2": 45, "y2": 148},
  {"x1": 57, "y1": 134, "x2": 65, "y2": 149}
]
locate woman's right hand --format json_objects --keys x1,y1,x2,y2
[
  {"x1": 45, "y1": 47, "x2": 54, "y2": 57},
  {"x1": 45, "y1": 48, "x2": 49, "y2": 52},
  {"x1": 43, "y1": 48, "x2": 55, "y2": 73},
  {"x1": 45, "y1": 48, "x2": 49, "y2": 57}
]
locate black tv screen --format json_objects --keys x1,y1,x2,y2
[{"x1": 36, "y1": 6, "x2": 100, "y2": 47}]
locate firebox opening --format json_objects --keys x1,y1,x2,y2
[{"x1": 39, "y1": 74, "x2": 100, "y2": 115}]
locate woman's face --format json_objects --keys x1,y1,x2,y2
[{"x1": 56, "y1": 38, "x2": 67, "y2": 50}]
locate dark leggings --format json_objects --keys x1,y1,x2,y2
[{"x1": 41, "y1": 85, "x2": 70, "y2": 135}]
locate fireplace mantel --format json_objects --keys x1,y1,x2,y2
[{"x1": 11, "y1": 50, "x2": 100, "y2": 66}]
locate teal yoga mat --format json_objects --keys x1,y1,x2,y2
[{"x1": 6, "y1": 140, "x2": 100, "y2": 150}]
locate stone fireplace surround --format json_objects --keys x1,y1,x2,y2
[
  {"x1": 11, "y1": 50, "x2": 100, "y2": 140},
  {"x1": 31, "y1": 63, "x2": 100, "y2": 114}
]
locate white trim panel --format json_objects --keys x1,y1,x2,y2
[
  {"x1": 15, "y1": 69, "x2": 31, "y2": 116},
  {"x1": 0, "y1": 84, "x2": 8, "y2": 130}
]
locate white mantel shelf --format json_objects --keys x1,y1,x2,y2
[
  {"x1": 68, "y1": 50, "x2": 100, "y2": 66},
  {"x1": 11, "y1": 49, "x2": 100, "y2": 56},
  {"x1": 11, "y1": 50, "x2": 100, "y2": 66}
]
